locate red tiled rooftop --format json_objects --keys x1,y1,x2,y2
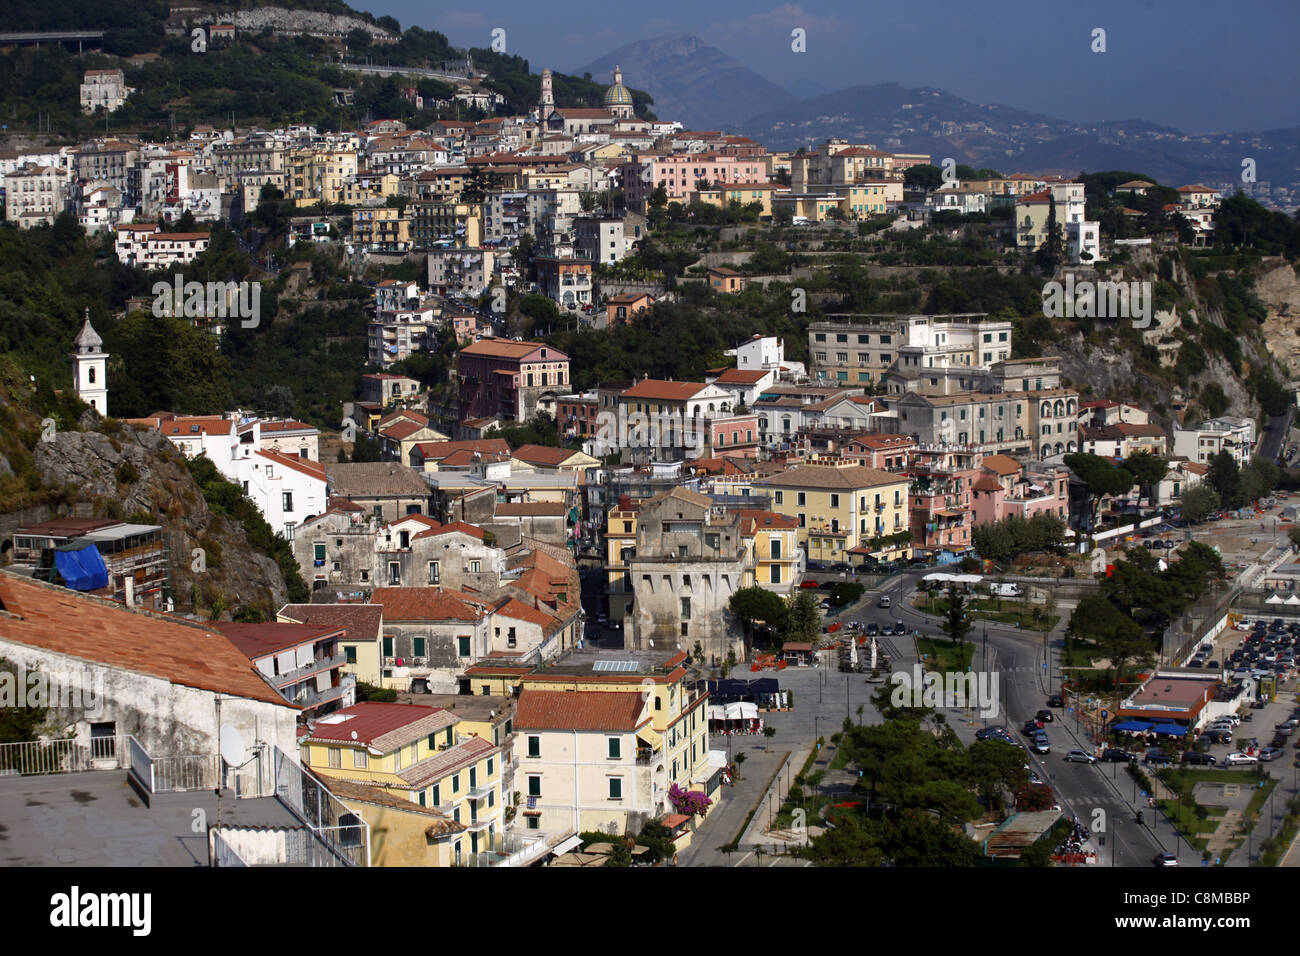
[{"x1": 514, "y1": 690, "x2": 648, "y2": 732}]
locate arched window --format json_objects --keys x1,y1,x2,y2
[
  {"x1": 1040, "y1": 402, "x2": 1050, "y2": 417},
  {"x1": 1053, "y1": 400, "x2": 1064, "y2": 417},
  {"x1": 88, "y1": 367, "x2": 96, "y2": 384}
]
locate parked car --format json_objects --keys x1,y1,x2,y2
[
  {"x1": 878, "y1": 595, "x2": 892, "y2": 609},
  {"x1": 1102, "y1": 748, "x2": 1137, "y2": 762},
  {"x1": 1064, "y1": 750, "x2": 1096, "y2": 764},
  {"x1": 865, "y1": 623, "x2": 879, "y2": 637},
  {"x1": 1023, "y1": 720, "x2": 1044, "y2": 736},
  {"x1": 1225, "y1": 752, "x2": 1258, "y2": 766},
  {"x1": 1259, "y1": 747, "x2": 1284, "y2": 762},
  {"x1": 1035, "y1": 709, "x2": 1054, "y2": 723},
  {"x1": 1144, "y1": 750, "x2": 1173, "y2": 765},
  {"x1": 1153, "y1": 852, "x2": 1179, "y2": 867},
  {"x1": 893, "y1": 621, "x2": 907, "y2": 636},
  {"x1": 975, "y1": 726, "x2": 1007, "y2": 741},
  {"x1": 1047, "y1": 695, "x2": 1064, "y2": 708},
  {"x1": 1204, "y1": 730, "x2": 1233, "y2": 745},
  {"x1": 1031, "y1": 735, "x2": 1051, "y2": 755},
  {"x1": 1182, "y1": 751, "x2": 1217, "y2": 766}
]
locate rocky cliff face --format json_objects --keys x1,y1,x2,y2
[
  {"x1": 189, "y1": 7, "x2": 396, "y2": 40},
  {"x1": 1256, "y1": 260, "x2": 1300, "y2": 379},
  {"x1": 24, "y1": 422, "x2": 287, "y2": 615}
]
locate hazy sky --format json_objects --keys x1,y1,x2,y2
[{"x1": 370, "y1": 0, "x2": 1298, "y2": 133}]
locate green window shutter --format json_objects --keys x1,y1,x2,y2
[
  {"x1": 382, "y1": 636, "x2": 394, "y2": 657},
  {"x1": 432, "y1": 784, "x2": 440, "y2": 804},
  {"x1": 413, "y1": 637, "x2": 426, "y2": 657}
]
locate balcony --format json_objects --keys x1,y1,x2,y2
[{"x1": 274, "y1": 652, "x2": 348, "y2": 687}]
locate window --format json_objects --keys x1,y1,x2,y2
[
  {"x1": 457, "y1": 636, "x2": 471, "y2": 657},
  {"x1": 608, "y1": 737, "x2": 621, "y2": 759},
  {"x1": 797, "y1": 492, "x2": 806, "y2": 506},
  {"x1": 428, "y1": 562, "x2": 439, "y2": 584},
  {"x1": 608, "y1": 778, "x2": 623, "y2": 800},
  {"x1": 774, "y1": 491, "x2": 783, "y2": 505},
  {"x1": 830, "y1": 494, "x2": 839, "y2": 508},
  {"x1": 507, "y1": 627, "x2": 517, "y2": 648},
  {"x1": 526, "y1": 815, "x2": 540, "y2": 830},
  {"x1": 382, "y1": 636, "x2": 394, "y2": 658},
  {"x1": 487, "y1": 757, "x2": 494, "y2": 777},
  {"x1": 527, "y1": 775, "x2": 541, "y2": 797},
  {"x1": 388, "y1": 562, "x2": 400, "y2": 585},
  {"x1": 282, "y1": 492, "x2": 293, "y2": 512},
  {"x1": 413, "y1": 637, "x2": 426, "y2": 657},
  {"x1": 345, "y1": 646, "x2": 356, "y2": 664},
  {"x1": 771, "y1": 539, "x2": 782, "y2": 560},
  {"x1": 352, "y1": 750, "x2": 368, "y2": 769},
  {"x1": 451, "y1": 773, "x2": 461, "y2": 794},
  {"x1": 527, "y1": 735, "x2": 540, "y2": 757},
  {"x1": 328, "y1": 747, "x2": 341, "y2": 768},
  {"x1": 680, "y1": 597, "x2": 691, "y2": 620},
  {"x1": 468, "y1": 560, "x2": 481, "y2": 573}
]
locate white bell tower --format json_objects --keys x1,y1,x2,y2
[{"x1": 73, "y1": 309, "x2": 109, "y2": 416}]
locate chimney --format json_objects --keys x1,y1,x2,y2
[{"x1": 124, "y1": 576, "x2": 135, "y2": 607}]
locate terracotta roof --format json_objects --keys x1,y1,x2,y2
[
  {"x1": 278, "y1": 603, "x2": 384, "y2": 638},
  {"x1": 981, "y1": 454, "x2": 1022, "y2": 476},
  {"x1": 304, "y1": 702, "x2": 456, "y2": 751},
  {"x1": 413, "y1": 439, "x2": 510, "y2": 461},
  {"x1": 161, "y1": 416, "x2": 233, "y2": 437},
  {"x1": 738, "y1": 509, "x2": 798, "y2": 532},
  {"x1": 380, "y1": 419, "x2": 432, "y2": 441},
  {"x1": 514, "y1": 689, "x2": 649, "y2": 731},
  {"x1": 256, "y1": 449, "x2": 326, "y2": 482},
  {"x1": 213, "y1": 621, "x2": 342, "y2": 659},
  {"x1": 369, "y1": 587, "x2": 485, "y2": 622},
  {"x1": 319, "y1": 777, "x2": 460, "y2": 831},
  {"x1": 759, "y1": 464, "x2": 901, "y2": 490},
  {"x1": 714, "y1": 368, "x2": 768, "y2": 384},
  {"x1": 851, "y1": 433, "x2": 914, "y2": 450},
  {"x1": 459, "y1": 339, "x2": 562, "y2": 360},
  {"x1": 621, "y1": 379, "x2": 707, "y2": 402},
  {"x1": 973, "y1": 474, "x2": 1003, "y2": 492},
  {"x1": 511, "y1": 444, "x2": 581, "y2": 466},
  {"x1": 492, "y1": 597, "x2": 556, "y2": 630},
  {"x1": 0, "y1": 572, "x2": 288, "y2": 708},
  {"x1": 413, "y1": 520, "x2": 486, "y2": 541}
]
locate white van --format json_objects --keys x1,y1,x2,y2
[{"x1": 989, "y1": 583, "x2": 1021, "y2": 597}]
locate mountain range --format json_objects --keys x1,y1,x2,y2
[
  {"x1": 579, "y1": 34, "x2": 1298, "y2": 193},
  {"x1": 574, "y1": 34, "x2": 797, "y2": 132}
]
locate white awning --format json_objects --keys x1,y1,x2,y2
[
  {"x1": 1285, "y1": 595, "x2": 1300, "y2": 606},
  {"x1": 551, "y1": 834, "x2": 583, "y2": 856},
  {"x1": 1266, "y1": 593, "x2": 1285, "y2": 604},
  {"x1": 707, "y1": 749, "x2": 728, "y2": 770}
]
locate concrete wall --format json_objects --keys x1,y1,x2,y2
[{"x1": 0, "y1": 638, "x2": 299, "y2": 796}]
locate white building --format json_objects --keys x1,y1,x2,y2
[
  {"x1": 4, "y1": 164, "x2": 68, "y2": 227},
  {"x1": 80, "y1": 69, "x2": 132, "y2": 114},
  {"x1": 232, "y1": 450, "x2": 327, "y2": 539},
  {"x1": 114, "y1": 223, "x2": 211, "y2": 269},
  {"x1": 1172, "y1": 418, "x2": 1256, "y2": 466}
]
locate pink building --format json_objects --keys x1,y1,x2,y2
[
  {"x1": 904, "y1": 446, "x2": 980, "y2": 558},
  {"x1": 971, "y1": 454, "x2": 1070, "y2": 525},
  {"x1": 843, "y1": 434, "x2": 917, "y2": 471},
  {"x1": 624, "y1": 151, "x2": 769, "y2": 208},
  {"x1": 708, "y1": 414, "x2": 761, "y2": 458}
]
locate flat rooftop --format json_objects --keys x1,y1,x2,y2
[
  {"x1": 0, "y1": 771, "x2": 300, "y2": 867},
  {"x1": 1125, "y1": 674, "x2": 1220, "y2": 710}
]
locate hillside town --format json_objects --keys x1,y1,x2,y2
[{"x1": 2, "y1": 12, "x2": 1300, "y2": 881}]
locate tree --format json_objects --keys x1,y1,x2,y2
[
  {"x1": 728, "y1": 587, "x2": 787, "y2": 651},
  {"x1": 1068, "y1": 595, "x2": 1147, "y2": 696},
  {"x1": 941, "y1": 586, "x2": 972, "y2": 644},
  {"x1": 1180, "y1": 483, "x2": 1220, "y2": 523},
  {"x1": 1064, "y1": 453, "x2": 1134, "y2": 530},
  {"x1": 785, "y1": 590, "x2": 821, "y2": 645},
  {"x1": 1123, "y1": 452, "x2": 1168, "y2": 509},
  {"x1": 1206, "y1": 450, "x2": 1244, "y2": 509},
  {"x1": 903, "y1": 164, "x2": 943, "y2": 192}
]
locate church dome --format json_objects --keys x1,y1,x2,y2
[{"x1": 603, "y1": 83, "x2": 633, "y2": 107}]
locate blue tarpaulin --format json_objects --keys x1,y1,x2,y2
[
  {"x1": 54, "y1": 543, "x2": 109, "y2": 591},
  {"x1": 1151, "y1": 724, "x2": 1187, "y2": 736},
  {"x1": 1111, "y1": 720, "x2": 1153, "y2": 733}
]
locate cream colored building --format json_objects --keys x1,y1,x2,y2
[{"x1": 757, "y1": 462, "x2": 912, "y2": 565}]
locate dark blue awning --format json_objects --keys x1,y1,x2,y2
[
  {"x1": 1111, "y1": 720, "x2": 1153, "y2": 733},
  {"x1": 54, "y1": 543, "x2": 109, "y2": 591}
]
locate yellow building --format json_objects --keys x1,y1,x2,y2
[
  {"x1": 464, "y1": 647, "x2": 719, "y2": 838},
  {"x1": 605, "y1": 499, "x2": 639, "y2": 621},
  {"x1": 340, "y1": 172, "x2": 403, "y2": 206},
  {"x1": 689, "y1": 184, "x2": 785, "y2": 218},
  {"x1": 301, "y1": 701, "x2": 504, "y2": 863},
  {"x1": 739, "y1": 509, "x2": 799, "y2": 594},
  {"x1": 352, "y1": 206, "x2": 411, "y2": 252},
  {"x1": 757, "y1": 462, "x2": 912, "y2": 565},
  {"x1": 285, "y1": 147, "x2": 359, "y2": 207},
  {"x1": 412, "y1": 200, "x2": 483, "y2": 248}
]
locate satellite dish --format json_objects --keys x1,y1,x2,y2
[
  {"x1": 219, "y1": 724, "x2": 246, "y2": 767},
  {"x1": 351, "y1": 731, "x2": 358, "y2": 740}
]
